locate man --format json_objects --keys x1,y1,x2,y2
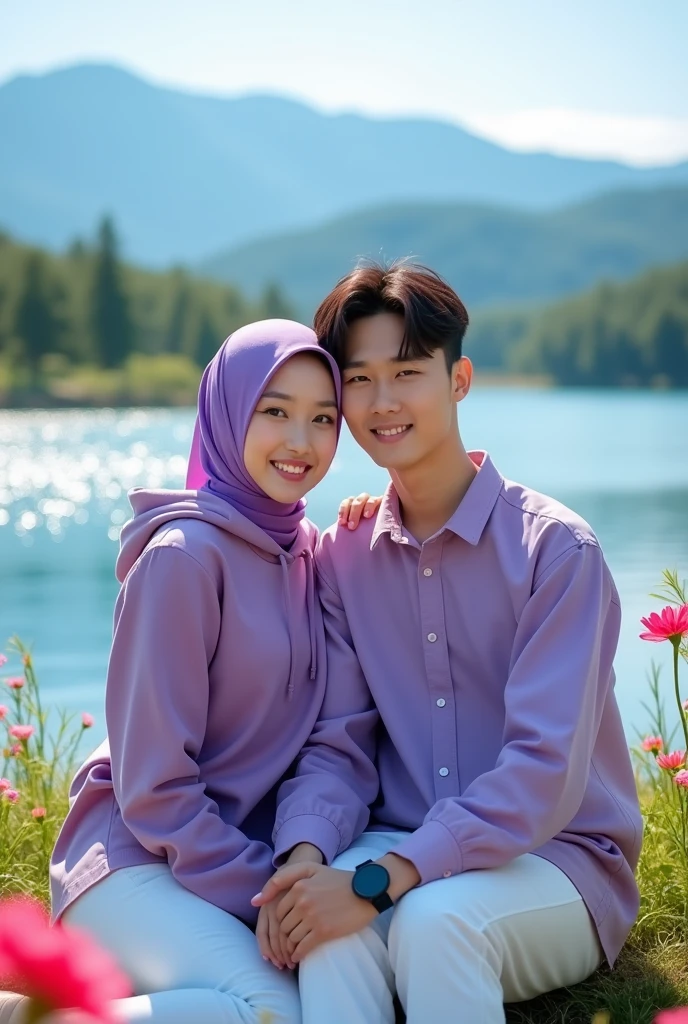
[{"x1": 253, "y1": 262, "x2": 642, "y2": 1024}]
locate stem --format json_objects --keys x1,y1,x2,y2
[{"x1": 673, "y1": 638, "x2": 688, "y2": 754}]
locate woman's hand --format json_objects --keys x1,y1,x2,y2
[
  {"x1": 338, "y1": 493, "x2": 382, "y2": 530},
  {"x1": 255, "y1": 843, "x2": 324, "y2": 969},
  {"x1": 256, "y1": 890, "x2": 296, "y2": 970}
]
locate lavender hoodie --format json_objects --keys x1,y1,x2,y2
[{"x1": 51, "y1": 320, "x2": 340, "y2": 924}]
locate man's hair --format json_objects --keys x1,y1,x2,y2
[{"x1": 313, "y1": 260, "x2": 469, "y2": 371}]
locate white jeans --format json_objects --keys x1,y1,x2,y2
[
  {"x1": 299, "y1": 832, "x2": 603, "y2": 1024},
  {"x1": 63, "y1": 864, "x2": 301, "y2": 1024}
]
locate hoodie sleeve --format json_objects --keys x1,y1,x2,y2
[
  {"x1": 273, "y1": 545, "x2": 380, "y2": 865},
  {"x1": 106, "y1": 543, "x2": 274, "y2": 922}
]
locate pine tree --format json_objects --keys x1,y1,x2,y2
[
  {"x1": 166, "y1": 271, "x2": 191, "y2": 354},
  {"x1": 196, "y1": 310, "x2": 221, "y2": 368},
  {"x1": 14, "y1": 252, "x2": 62, "y2": 386},
  {"x1": 90, "y1": 217, "x2": 134, "y2": 368},
  {"x1": 260, "y1": 283, "x2": 294, "y2": 321}
]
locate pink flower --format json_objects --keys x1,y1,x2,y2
[
  {"x1": 640, "y1": 604, "x2": 688, "y2": 643},
  {"x1": 674, "y1": 770, "x2": 688, "y2": 789},
  {"x1": 5, "y1": 676, "x2": 24, "y2": 690},
  {"x1": 8, "y1": 724, "x2": 34, "y2": 742},
  {"x1": 0, "y1": 779, "x2": 11, "y2": 792},
  {"x1": 31, "y1": 807, "x2": 46, "y2": 819},
  {"x1": 0, "y1": 655, "x2": 6, "y2": 668},
  {"x1": 642, "y1": 735, "x2": 664, "y2": 755},
  {"x1": 81, "y1": 712, "x2": 94, "y2": 729},
  {"x1": 656, "y1": 750, "x2": 687, "y2": 771},
  {"x1": 2, "y1": 789, "x2": 20, "y2": 804},
  {"x1": 655, "y1": 1009, "x2": 688, "y2": 1022},
  {"x1": 0, "y1": 705, "x2": 8, "y2": 721},
  {"x1": 0, "y1": 897, "x2": 130, "y2": 1019},
  {"x1": 683, "y1": 699, "x2": 688, "y2": 712},
  {"x1": 9, "y1": 744, "x2": 22, "y2": 757}
]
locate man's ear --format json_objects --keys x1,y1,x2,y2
[{"x1": 451, "y1": 356, "x2": 473, "y2": 403}]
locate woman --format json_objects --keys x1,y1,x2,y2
[{"x1": 37, "y1": 320, "x2": 343, "y2": 1024}]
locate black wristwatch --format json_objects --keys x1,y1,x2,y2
[{"x1": 351, "y1": 859, "x2": 393, "y2": 913}]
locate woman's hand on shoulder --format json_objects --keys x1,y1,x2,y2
[{"x1": 337, "y1": 493, "x2": 382, "y2": 531}]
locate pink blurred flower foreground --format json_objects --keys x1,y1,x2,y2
[
  {"x1": 8, "y1": 724, "x2": 35, "y2": 742},
  {"x1": 1, "y1": 789, "x2": 19, "y2": 804},
  {"x1": 0, "y1": 897, "x2": 130, "y2": 1022},
  {"x1": 0, "y1": 655, "x2": 7, "y2": 668},
  {"x1": 31, "y1": 807, "x2": 46, "y2": 819},
  {"x1": 640, "y1": 604, "x2": 688, "y2": 643},
  {"x1": 656, "y1": 751, "x2": 686, "y2": 772},
  {"x1": 655, "y1": 1009, "x2": 688, "y2": 1023},
  {"x1": 5, "y1": 677, "x2": 24, "y2": 690},
  {"x1": 642, "y1": 736, "x2": 664, "y2": 754},
  {"x1": 673, "y1": 770, "x2": 688, "y2": 789},
  {"x1": 0, "y1": 705, "x2": 8, "y2": 721},
  {"x1": 81, "y1": 713, "x2": 94, "y2": 729}
]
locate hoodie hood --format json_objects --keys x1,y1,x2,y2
[{"x1": 116, "y1": 486, "x2": 313, "y2": 585}]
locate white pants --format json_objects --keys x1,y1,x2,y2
[
  {"x1": 299, "y1": 832, "x2": 603, "y2": 1024},
  {"x1": 63, "y1": 864, "x2": 301, "y2": 1024}
]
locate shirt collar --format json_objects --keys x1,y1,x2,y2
[{"x1": 370, "y1": 451, "x2": 503, "y2": 551}]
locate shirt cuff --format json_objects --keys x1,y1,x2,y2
[
  {"x1": 272, "y1": 814, "x2": 342, "y2": 867},
  {"x1": 392, "y1": 820, "x2": 463, "y2": 884}
]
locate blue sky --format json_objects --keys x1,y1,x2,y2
[{"x1": 3, "y1": 0, "x2": 687, "y2": 164}]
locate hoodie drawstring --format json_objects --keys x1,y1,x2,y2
[{"x1": 280, "y1": 550, "x2": 318, "y2": 700}]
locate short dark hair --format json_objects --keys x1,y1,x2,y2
[{"x1": 313, "y1": 260, "x2": 469, "y2": 371}]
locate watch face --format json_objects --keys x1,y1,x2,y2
[{"x1": 353, "y1": 862, "x2": 390, "y2": 900}]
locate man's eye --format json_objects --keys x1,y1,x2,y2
[
  {"x1": 398, "y1": 369, "x2": 419, "y2": 377},
  {"x1": 345, "y1": 375, "x2": 369, "y2": 384}
]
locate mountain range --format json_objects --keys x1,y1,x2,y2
[
  {"x1": 200, "y1": 186, "x2": 688, "y2": 315},
  {"x1": 2, "y1": 63, "x2": 688, "y2": 266}
]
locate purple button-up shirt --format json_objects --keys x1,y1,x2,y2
[{"x1": 274, "y1": 452, "x2": 642, "y2": 965}]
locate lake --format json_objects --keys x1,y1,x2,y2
[{"x1": 1, "y1": 388, "x2": 687, "y2": 745}]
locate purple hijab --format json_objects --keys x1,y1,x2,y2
[{"x1": 186, "y1": 319, "x2": 340, "y2": 548}]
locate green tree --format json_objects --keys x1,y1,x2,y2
[
  {"x1": 90, "y1": 217, "x2": 134, "y2": 368},
  {"x1": 260, "y1": 283, "x2": 294, "y2": 321},
  {"x1": 166, "y1": 271, "x2": 192, "y2": 355},
  {"x1": 195, "y1": 310, "x2": 221, "y2": 368},
  {"x1": 14, "y1": 253, "x2": 62, "y2": 386}
]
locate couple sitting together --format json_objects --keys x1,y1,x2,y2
[{"x1": 4, "y1": 263, "x2": 642, "y2": 1023}]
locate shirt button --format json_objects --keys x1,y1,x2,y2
[
  {"x1": 438, "y1": 767, "x2": 449, "y2": 777},
  {"x1": 423, "y1": 568, "x2": 433, "y2": 577},
  {"x1": 427, "y1": 632, "x2": 437, "y2": 643},
  {"x1": 436, "y1": 698, "x2": 446, "y2": 708},
  {"x1": 443, "y1": 871, "x2": 452, "y2": 878}
]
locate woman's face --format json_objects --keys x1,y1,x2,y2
[{"x1": 244, "y1": 352, "x2": 338, "y2": 502}]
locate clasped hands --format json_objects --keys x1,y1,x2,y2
[{"x1": 251, "y1": 847, "x2": 378, "y2": 970}]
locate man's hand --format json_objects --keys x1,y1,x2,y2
[
  {"x1": 255, "y1": 863, "x2": 378, "y2": 963},
  {"x1": 255, "y1": 843, "x2": 324, "y2": 969}
]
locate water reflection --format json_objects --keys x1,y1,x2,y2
[{"x1": 1, "y1": 397, "x2": 687, "y2": 742}]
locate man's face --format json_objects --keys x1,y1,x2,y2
[{"x1": 341, "y1": 312, "x2": 469, "y2": 471}]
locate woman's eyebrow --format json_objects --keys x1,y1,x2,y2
[{"x1": 261, "y1": 390, "x2": 337, "y2": 408}]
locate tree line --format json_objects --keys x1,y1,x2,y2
[
  {"x1": 2, "y1": 218, "x2": 687, "y2": 400},
  {"x1": 0, "y1": 217, "x2": 294, "y2": 399}
]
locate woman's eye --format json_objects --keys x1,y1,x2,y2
[
  {"x1": 263, "y1": 407, "x2": 287, "y2": 417},
  {"x1": 314, "y1": 414, "x2": 336, "y2": 425}
]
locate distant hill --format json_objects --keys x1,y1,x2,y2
[
  {"x1": 200, "y1": 187, "x2": 688, "y2": 316},
  {"x1": 2, "y1": 63, "x2": 688, "y2": 266}
]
